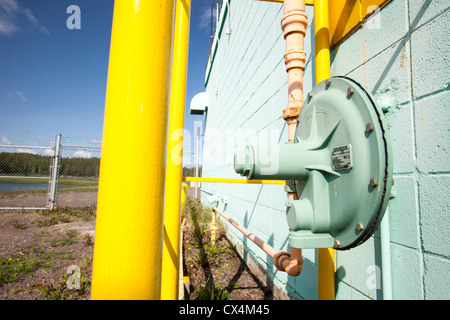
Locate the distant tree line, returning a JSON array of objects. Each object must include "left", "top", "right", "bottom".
[
  {"left": 0, "top": 152, "right": 52, "bottom": 176},
  {"left": 59, "top": 157, "right": 100, "bottom": 177},
  {"left": 0, "top": 152, "right": 100, "bottom": 177}
]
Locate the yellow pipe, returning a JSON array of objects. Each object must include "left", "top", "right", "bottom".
[
  {"left": 180, "top": 183, "right": 188, "bottom": 222},
  {"left": 178, "top": 183, "right": 188, "bottom": 299},
  {"left": 182, "top": 176, "right": 286, "bottom": 185},
  {"left": 161, "top": 0, "right": 191, "bottom": 301},
  {"left": 91, "top": 0, "right": 175, "bottom": 300},
  {"left": 314, "top": 0, "right": 331, "bottom": 83},
  {"left": 314, "top": 0, "right": 335, "bottom": 301}
]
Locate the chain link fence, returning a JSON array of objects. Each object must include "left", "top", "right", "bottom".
[
  {"left": 0, "top": 144, "right": 54, "bottom": 209},
  {"left": 1, "top": 134, "right": 203, "bottom": 210},
  {"left": 56, "top": 144, "right": 101, "bottom": 209},
  {"left": 0, "top": 135, "right": 101, "bottom": 210}
]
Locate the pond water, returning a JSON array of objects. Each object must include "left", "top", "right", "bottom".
[{"left": 0, "top": 180, "right": 70, "bottom": 191}]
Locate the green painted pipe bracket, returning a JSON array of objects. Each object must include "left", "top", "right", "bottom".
[{"left": 234, "top": 77, "right": 393, "bottom": 250}]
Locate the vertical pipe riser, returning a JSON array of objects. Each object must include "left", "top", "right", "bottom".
[
  {"left": 313, "top": 0, "right": 335, "bottom": 301},
  {"left": 91, "top": 0, "right": 175, "bottom": 300},
  {"left": 161, "top": 0, "right": 191, "bottom": 301}
]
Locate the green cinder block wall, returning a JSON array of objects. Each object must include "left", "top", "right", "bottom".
[{"left": 201, "top": 0, "right": 449, "bottom": 300}]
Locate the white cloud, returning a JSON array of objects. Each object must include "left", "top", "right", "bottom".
[
  {"left": 0, "top": 0, "right": 49, "bottom": 36},
  {"left": 20, "top": 126, "right": 30, "bottom": 134},
  {"left": 89, "top": 139, "right": 102, "bottom": 146},
  {"left": 16, "top": 148, "right": 36, "bottom": 154},
  {"left": 72, "top": 150, "right": 93, "bottom": 158},
  {"left": 7, "top": 90, "right": 28, "bottom": 102},
  {"left": 43, "top": 148, "right": 54, "bottom": 156},
  {"left": 1, "top": 136, "right": 12, "bottom": 145},
  {"left": 15, "top": 90, "right": 27, "bottom": 102}
]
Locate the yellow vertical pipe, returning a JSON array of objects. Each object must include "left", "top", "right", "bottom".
[
  {"left": 91, "top": 0, "right": 175, "bottom": 300},
  {"left": 178, "top": 183, "right": 188, "bottom": 299},
  {"left": 314, "top": 0, "right": 335, "bottom": 300},
  {"left": 180, "top": 183, "right": 188, "bottom": 220},
  {"left": 161, "top": 0, "right": 192, "bottom": 300}
]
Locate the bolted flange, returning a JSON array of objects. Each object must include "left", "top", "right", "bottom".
[{"left": 234, "top": 77, "right": 393, "bottom": 250}]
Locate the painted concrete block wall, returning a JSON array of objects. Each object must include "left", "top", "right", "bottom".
[
  {"left": 201, "top": 0, "right": 449, "bottom": 300},
  {"left": 331, "top": 0, "right": 449, "bottom": 299}
]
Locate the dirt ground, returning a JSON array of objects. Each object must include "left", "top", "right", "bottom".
[
  {"left": 0, "top": 207, "right": 96, "bottom": 300},
  {"left": 182, "top": 198, "right": 273, "bottom": 300},
  {"left": 0, "top": 191, "right": 98, "bottom": 209},
  {"left": 0, "top": 191, "right": 272, "bottom": 300}
]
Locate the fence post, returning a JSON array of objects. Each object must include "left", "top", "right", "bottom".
[{"left": 49, "top": 134, "right": 61, "bottom": 210}]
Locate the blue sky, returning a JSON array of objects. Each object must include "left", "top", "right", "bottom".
[{"left": 0, "top": 0, "right": 213, "bottom": 162}]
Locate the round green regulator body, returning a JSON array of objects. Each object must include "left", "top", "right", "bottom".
[{"left": 234, "top": 77, "right": 393, "bottom": 250}]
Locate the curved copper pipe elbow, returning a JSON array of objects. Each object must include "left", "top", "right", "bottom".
[{"left": 273, "top": 249, "right": 304, "bottom": 277}]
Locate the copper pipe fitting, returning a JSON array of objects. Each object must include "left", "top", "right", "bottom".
[
  {"left": 212, "top": 206, "right": 304, "bottom": 276},
  {"left": 273, "top": 248, "right": 304, "bottom": 277},
  {"left": 282, "top": 0, "right": 308, "bottom": 142}
]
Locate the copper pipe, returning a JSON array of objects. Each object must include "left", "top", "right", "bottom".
[
  {"left": 283, "top": 1, "right": 306, "bottom": 199},
  {"left": 281, "top": 0, "right": 308, "bottom": 143},
  {"left": 281, "top": 0, "right": 307, "bottom": 274},
  {"left": 212, "top": 206, "right": 304, "bottom": 276}
]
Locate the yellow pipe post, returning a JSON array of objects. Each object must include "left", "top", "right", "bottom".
[
  {"left": 314, "top": 0, "right": 335, "bottom": 300},
  {"left": 178, "top": 183, "right": 188, "bottom": 299},
  {"left": 91, "top": 0, "right": 175, "bottom": 300},
  {"left": 180, "top": 183, "right": 188, "bottom": 221},
  {"left": 182, "top": 176, "right": 286, "bottom": 185},
  {"left": 161, "top": 0, "right": 192, "bottom": 301}
]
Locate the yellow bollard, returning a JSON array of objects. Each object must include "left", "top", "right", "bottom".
[
  {"left": 161, "top": 0, "right": 192, "bottom": 300},
  {"left": 181, "top": 183, "right": 188, "bottom": 219},
  {"left": 314, "top": 0, "right": 335, "bottom": 301},
  {"left": 91, "top": 0, "right": 175, "bottom": 300},
  {"left": 210, "top": 209, "right": 218, "bottom": 246}
]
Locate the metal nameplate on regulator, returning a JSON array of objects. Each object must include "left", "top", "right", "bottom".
[{"left": 332, "top": 145, "right": 352, "bottom": 170}]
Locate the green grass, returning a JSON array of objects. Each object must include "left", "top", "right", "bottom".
[
  {"left": 184, "top": 198, "right": 234, "bottom": 300},
  {"left": 0, "top": 255, "right": 48, "bottom": 284},
  {"left": 0, "top": 176, "right": 98, "bottom": 186},
  {"left": 0, "top": 177, "right": 49, "bottom": 183}
]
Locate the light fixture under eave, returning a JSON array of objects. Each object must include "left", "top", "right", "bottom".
[{"left": 189, "top": 92, "right": 208, "bottom": 115}]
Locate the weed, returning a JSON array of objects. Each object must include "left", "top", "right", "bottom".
[
  {"left": 79, "top": 254, "right": 93, "bottom": 270},
  {"left": 38, "top": 215, "right": 71, "bottom": 227},
  {"left": 35, "top": 283, "right": 73, "bottom": 300},
  {"left": 195, "top": 284, "right": 230, "bottom": 300},
  {"left": 82, "top": 233, "right": 94, "bottom": 246},
  {"left": 53, "top": 206, "right": 96, "bottom": 222},
  {"left": 0, "top": 255, "right": 46, "bottom": 284},
  {"left": 35, "top": 270, "right": 90, "bottom": 300},
  {"left": 60, "top": 230, "right": 78, "bottom": 246},
  {"left": 62, "top": 252, "right": 76, "bottom": 260},
  {"left": 12, "top": 219, "right": 27, "bottom": 229}
]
